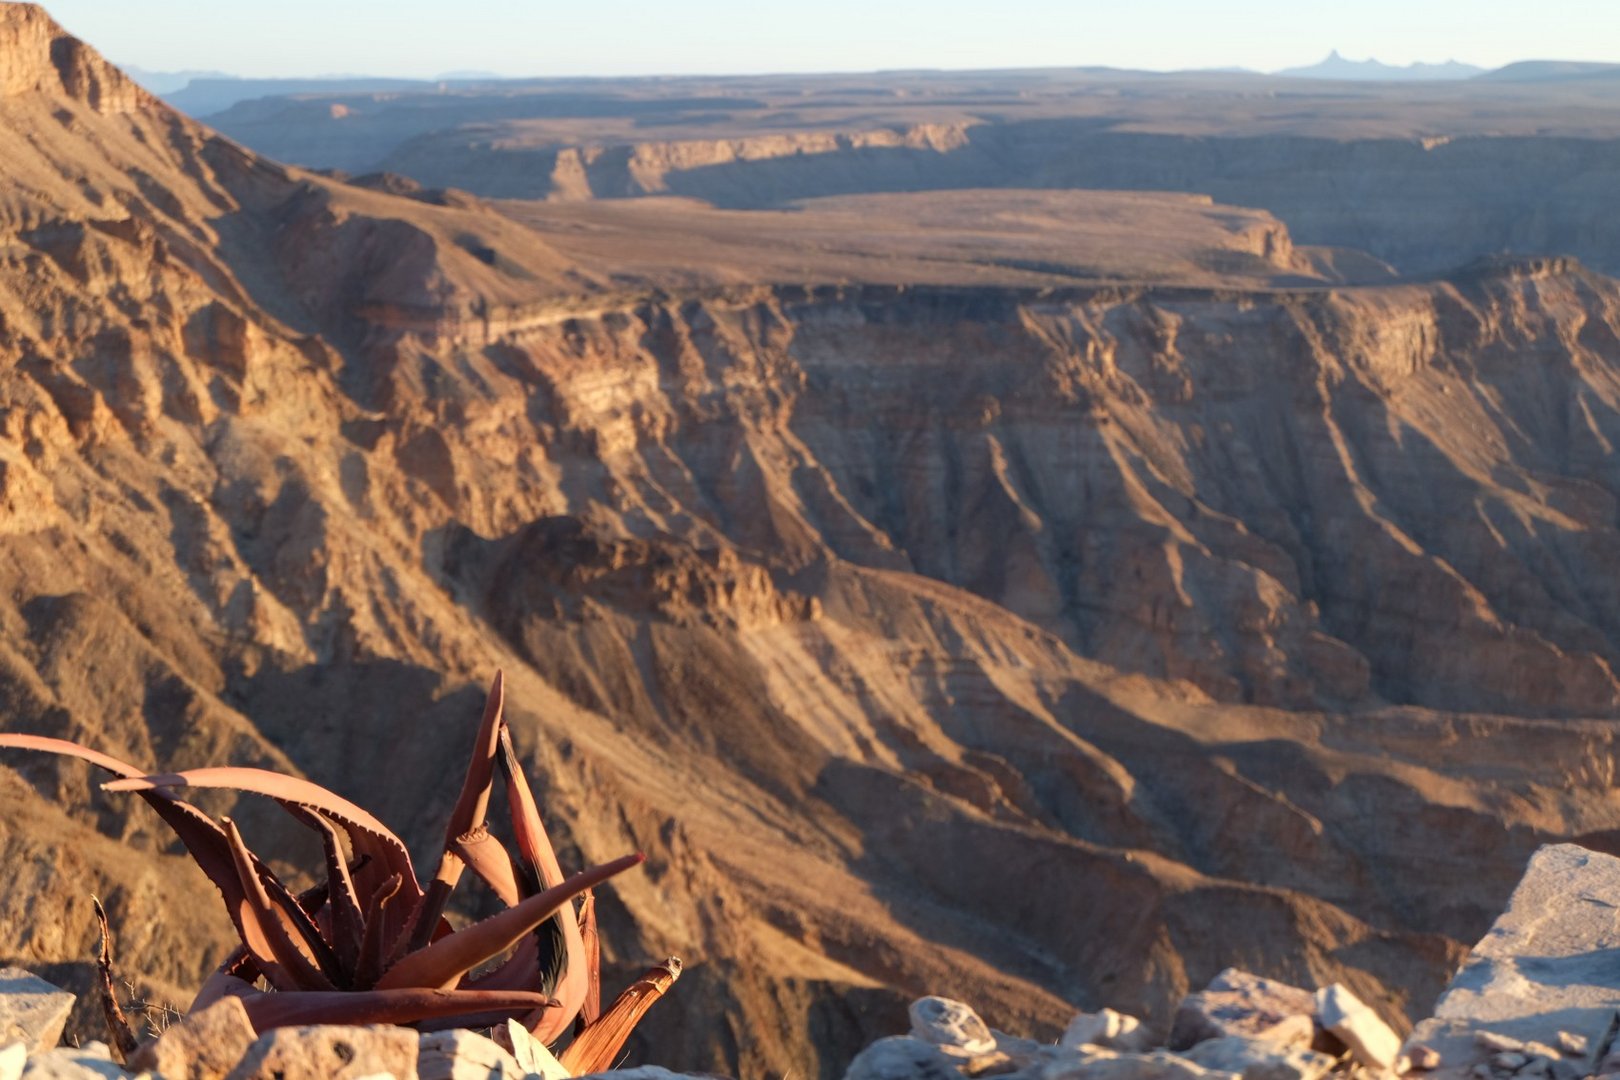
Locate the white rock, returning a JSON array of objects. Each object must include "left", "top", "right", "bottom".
[
  {"left": 1064, "top": 1010, "right": 1152, "bottom": 1053},
  {"left": 130, "top": 995, "right": 258, "bottom": 1080},
  {"left": 1181, "top": 1036, "right": 1337, "bottom": 1080},
  {"left": 1409, "top": 847, "right": 1620, "bottom": 1080},
  {"left": 1404, "top": 1045, "right": 1442, "bottom": 1071},
  {"left": 419, "top": 1029, "right": 524, "bottom": 1080},
  {"left": 495, "top": 1020, "right": 570, "bottom": 1080},
  {"left": 1475, "top": 1035, "right": 1524, "bottom": 1054},
  {"left": 0, "top": 1043, "right": 24, "bottom": 1080},
  {"left": 843, "top": 1036, "right": 965, "bottom": 1080},
  {"left": 1314, "top": 985, "right": 1401, "bottom": 1070},
  {"left": 1170, "top": 970, "right": 1316, "bottom": 1051},
  {"left": 908, "top": 997, "right": 997, "bottom": 1056},
  {"left": 1041, "top": 1049, "right": 1242, "bottom": 1080},
  {"left": 18, "top": 1047, "right": 127, "bottom": 1079},
  {"left": 0, "top": 969, "right": 76, "bottom": 1058},
  {"left": 1554, "top": 1032, "right": 1587, "bottom": 1058},
  {"left": 226, "top": 1024, "right": 418, "bottom": 1080}
]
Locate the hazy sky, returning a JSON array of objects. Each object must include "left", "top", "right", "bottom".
[{"left": 37, "top": 0, "right": 1620, "bottom": 79}]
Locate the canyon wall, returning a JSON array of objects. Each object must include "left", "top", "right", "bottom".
[
  {"left": 366, "top": 124, "right": 1620, "bottom": 275},
  {"left": 6, "top": 9, "right": 1620, "bottom": 1077}
]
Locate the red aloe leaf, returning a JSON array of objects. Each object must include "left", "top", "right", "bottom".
[
  {"left": 451, "top": 826, "right": 522, "bottom": 906},
  {"left": 354, "top": 873, "right": 404, "bottom": 991},
  {"left": 496, "top": 727, "right": 592, "bottom": 1041},
  {"left": 407, "top": 672, "right": 508, "bottom": 953},
  {"left": 287, "top": 806, "right": 364, "bottom": 979},
  {"left": 215, "top": 818, "right": 307, "bottom": 992},
  {"left": 221, "top": 818, "right": 336, "bottom": 991},
  {"left": 188, "top": 966, "right": 257, "bottom": 1014},
  {"left": 375, "top": 853, "right": 644, "bottom": 993},
  {"left": 0, "top": 736, "right": 271, "bottom": 958},
  {"left": 102, "top": 766, "right": 421, "bottom": 911},
  {"left": 495, "top": 727, "right": 564, "bottom": 889},
  {"left": 239, "top": 987, "right": 558, "bottom": 1033},
  {"left": 558, "top": 957, "right": 683, "bottom": 1076},
  {"left": 461, "top": 934, "right": 538, "bottom": 992},
  {"left": 578, "top": 889, "right": 602, "bottom": 1028},
  {"left": 415, "top": 1007, "right": 561, "bottom": 1033}
]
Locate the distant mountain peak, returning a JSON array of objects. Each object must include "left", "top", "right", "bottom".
[
  {"left": 0, "top": 2, "right": 150, "bottom": 113},
  {"left": 1275, "top": 51, "right": 1484, "bottom": 81}
]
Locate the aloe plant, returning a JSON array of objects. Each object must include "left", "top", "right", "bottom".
[{"left": 0, "top": 671, "right": 680, "bottom": 1067}]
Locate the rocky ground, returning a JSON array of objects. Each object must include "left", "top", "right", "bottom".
[
  {"left": 8, "top": 5, "right": 1620, "bottom": 1078},
  {"left": 5, "top": 843, "right": 1618, "bottom": 1080}
]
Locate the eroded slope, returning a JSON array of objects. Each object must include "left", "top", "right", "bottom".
[{"left": 3, "top": 7, "right": 1620, "bottom": 1078}]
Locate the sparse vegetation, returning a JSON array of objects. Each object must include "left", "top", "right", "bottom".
[{"left": 0, "top": 672, "right": 676, "bottom": 1071}]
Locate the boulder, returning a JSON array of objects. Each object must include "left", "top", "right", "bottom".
[
  {"left": 1404, "top": 845, "right": 1620, "bottom": 1080},
  {"left": 1, "top": 1043, "right": 23, "bottom": 1080},
  {"left": 1181, "top": 1036, "right": 1336, "bottom": 1080},
  {"left": 226, "top": 1024, "right": 417, "bottom": 1080},
  {"left": 1314, "top": 985, "right": 1400, "bottom": 1069},
  {"left": 1042, "top": 1049, "right": 1241, "bottom": 1080},
  {"left": 418, "top": 1029, "right": 524, "bottom": 1080},
  {"left": 844, "top": 1036, "right": 966, "bottom": 1080},
  {"left": 0, "top": 969, "right": 75, "bottom": 1057},
  {"left": 19, "top": 1043, "right": 125, "bottom": 1079},
  {"left": 128, "top": 996, "right": 258, "bottom": 1079},
  {"left": 1555, "top": 1033, "right": 1587, "bottom": 1057},
  {"left": 910, "top": 996, "right": 998, "bottom": 1057},
  {"left": 492, "top": 1020, "right": 569, "bottom": 1080},
  {"left": 1169, "top": 970, "right": 1316, "bottom": 1051},
  {"left": 1063, "top": 1010, "right": 1152, "bottom": 1053},
  {"left": 1405, "top": 1045, "right": 1442, "bottom": 1071}
]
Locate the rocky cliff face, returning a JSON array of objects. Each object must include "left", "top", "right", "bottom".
[
  {"left": 374, "top": 126, "right": 1620, "bottom": 276},
  {"left": 5, "top": 9, "right": 1620, "bottom": 1079},
  {"left": 0, "top": 3, "right": 145, "bottom": 112},
  {"left": 432, "top": 269, "right": 1620, "bottom": 720}
]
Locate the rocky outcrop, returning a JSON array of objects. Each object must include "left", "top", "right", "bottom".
[
  {"left": 0, "top": 4, "right": 147, "bottom": 113},
  {"left": 8, "top": 10, "right": 1620, "bottom": 1080},
  {"left": 0, "top": 969, "right": 72, "bottom": 1057},
  {"left": 1405, "top": 845, "right": 1620, "bottom": 1080}
]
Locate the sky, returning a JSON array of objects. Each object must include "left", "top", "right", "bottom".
[{"left": 35, "top": 0, "right": 1620, "bottom": 80}]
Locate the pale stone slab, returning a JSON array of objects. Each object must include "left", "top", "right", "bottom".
[
  {"left": 492, "top": 1021, "right": 570, "bottom": 1080},
  {"left": 1, "top": 1042, "right": 24, "bottom": 1080},
  {"left": 909, "top": 996, "right": 997, "bottom": 1056},
  {"left": 1063, "top": 1010, "right": 1152, "bottom": 1053},
  {"left": 226, "top": 1024, "right": 418, "bottom": 1080},
  {"left": 1181, "top": 1036, "right": 1336, "bottom": 1080},
  {"left": 129, "top": 995, "right": 258, "bottom": 1080},
  {"left": 843, "top": 1035, "right": 965, "bottom": 1080},
  {"left": 18, "top": 1045, "right": 126, "bottom": 1079},
  {"left": 0, "top": 969, "right": 75, "bottom": 1057},
  {"left": 1315, "top": 985, "right": 1400, "bottom": 1069},
  {"left": 1170, "top": 970, "right": 1316, "bottom": 1050},
  {"left": 1041, "top": 1049, "right": 1242, "bottom": 1080},
  {"left": 1406, "top": 844, "right": 1620, "bottom": 1080},
  {"left": 418, "top": 1029, "right": 523, "bottom": 1080}
]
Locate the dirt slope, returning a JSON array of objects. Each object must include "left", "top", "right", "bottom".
[{"left": 4, "top": 7, "right": 1620, "bottom": 1078}]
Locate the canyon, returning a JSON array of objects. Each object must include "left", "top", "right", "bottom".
[
  {"left": 191, "top": 64, "right": 1620, "bottom": 276},
  {"left": 3, "top": 6, "right": 1620, "bottom": 1079}
]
